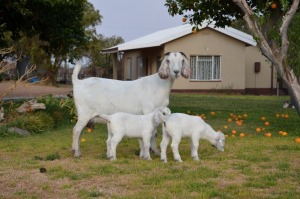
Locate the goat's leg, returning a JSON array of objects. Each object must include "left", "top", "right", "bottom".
[
  {"left": 171, "top": 137, "right": 183, "bottom": 162},
  {"left": 109, "top": 135, "right": 122, "bottom": 160},
  {"left": 106, "top": 132, "right": 113, "bottom": 159},
  {"left": 143, "top": 136, "right": 152, "bottom": 161},
  {"left": 138, "top": 139, "right": 145, "bottom": 159},
  {"left": 189, "top": 138, "right": 200, "bottom": 161},
  {"left": 72, "top": 117, "right": 90, "bottom": 157},
  {"left": 160, "top": 131, "right": 170, "bottom": 163},
  {"left": 150, "top": 129, "right": 160, "bottom": 155}
]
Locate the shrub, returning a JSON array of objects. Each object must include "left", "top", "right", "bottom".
[{"left": 16, "top": 112, "right": 54, "bottom": 134}]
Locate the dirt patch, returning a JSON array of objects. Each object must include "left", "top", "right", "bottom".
[{"left": 0, "top": 80, "right": 72, "bottom": 99}]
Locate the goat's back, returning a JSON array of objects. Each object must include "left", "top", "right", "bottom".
[
  {"left": 107, "top": 112, "right": 155, "bottom": 137},
  {"left": 164, "top": 113, "right": 205, "bottom": 137},
  {"left": 72, "top": 74, "right": 172, "bottom": 116}
]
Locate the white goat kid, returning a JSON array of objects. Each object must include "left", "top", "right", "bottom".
[
  {"left": 160, "top": 113, "right": 225, "bottom": 162},
  {"left": 72, "top": 52, "right": 190, "bottom": 157},
  {"left": 100, "top": 107, "right": 171, "bottom": 160}
]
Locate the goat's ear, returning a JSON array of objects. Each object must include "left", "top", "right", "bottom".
[
  {"left": 181, "top": 54, "right": 190, "bottom": 79},
  {"left": 153, "top": 112, "right": 162, "bottom": 126},
  {"left": 158, "top": 54, "right": 170, "bottom": 79}
]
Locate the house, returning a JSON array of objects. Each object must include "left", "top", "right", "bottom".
[{"left": 102, "top": 23, "right": 279, "bottom": 95}]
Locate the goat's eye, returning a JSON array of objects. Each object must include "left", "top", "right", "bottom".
[
  {"left": 166, "top": 59, "right": 170, "bottom": 63},
  {"left": 182, "top": 60, "right": 184, "bottom": 64},
  {"left": 163, "top": 112, "right": 166, "bottom": 115}
]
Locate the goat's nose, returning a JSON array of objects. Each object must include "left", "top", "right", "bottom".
[{"left": 174, "top": 70, "right": 179, "bottom": 75}]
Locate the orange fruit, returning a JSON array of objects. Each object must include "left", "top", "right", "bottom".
[
  {"left": 243, "top": 114, "right": 248, "bottom": 118},
  {"left": 228, "top": 118, "right": 232, "bottom": 122},
  {"left": 87, "top": 128, "right": 92, "bottom": 133},
  {"left": 281, "top": 132, "right": 288, "bottom": 136},
  {"left": 224, "top": 125, "right": 228, "bottom": 129},
  {"left": 256, "top": 127, "right": 261, "bottom": 133},
  {"left": 275, "top": 113, "right": 280, "bottom": 118},
  {"left": 229, "top": 113, "right": 234, "bottom": 117},
  {"left": 295, "top": 138, "right": 300, "bottom": 143},
  {"left": 210, "top": 111, "right": 215, "bottom": 116},
  {"left": 81, "top": 138, "right": 86, "bottom": 142},
  {"left": 182, "top": 17, "right": 187, "bottom": 22},
  {"left": 284, "top": 114, "right": 289, "bottom": 119},
  {"left": 271, "top": 2, "right": 277, "bottom": 9},
  {"left": 278, "top": 130, "right": 284, "bottom": 135},
  {"left": 264, "top": 121, "right": 270, "bottom": 126},
  {"left": 231, "top": 130, "right": 237, "bottom": 135},
  {"left": 265, "top": 132, "right": 272, "bottom": 137},
  {"left": 239, "top": 133, "right": 245, "bottom": 138},
  {"left": 261, "top": 117, "right": 266, "bottom": 121}
]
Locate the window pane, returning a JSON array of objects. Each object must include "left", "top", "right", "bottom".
[
  {"left": 213, "top": 56, "right": 220, "bottom": 79},
  {"left": 190, "top": 56, "right": 197, "bottom": 80},
  {"left": 198, "top": 56, "right": 212, "bottom": 80}
]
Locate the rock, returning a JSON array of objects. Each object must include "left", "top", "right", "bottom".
[{"left": 8, "top": 127, "right": 30, "bottom": 136}]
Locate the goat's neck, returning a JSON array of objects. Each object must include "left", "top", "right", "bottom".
[{"left": 202, "top": 127, "right": 218, "bottom": 143}]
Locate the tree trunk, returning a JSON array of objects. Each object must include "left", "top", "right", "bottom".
[{"left": 282, "top": 70, "right": 300, "bottom": 116}]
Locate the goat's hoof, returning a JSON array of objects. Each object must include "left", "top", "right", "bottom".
[
  {"left": 72, "top": 150, "right": 81, "bottom": 158},
  {"left": 161, "top": 159, "right": 167, "bottom": 163},
  {"left": 192, "top": 157, "right": 200, "bottom": 161},
  {"left": 175, "top": 159, "right": 183, "bottom": 163}
]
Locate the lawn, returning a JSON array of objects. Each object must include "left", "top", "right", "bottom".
[{"left": 0, "top": 93, "right": 299, "bottom": 198}]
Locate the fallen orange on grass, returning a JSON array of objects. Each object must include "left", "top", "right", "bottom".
[
  {"left": 281, "top": 132, "right": 288, "bottom": 136},
  {"left": 261, "top": 117, "right": 266, "bottom": 121},
  {"left": 210, "top": 111, "right": 215, "bottom": 116},
  {"left": 264, "top": 121, "right": 270, "bottom": 126},
  {"left": 87, "top": 128, "right": 92, "bottom": 133},
  {"left": 265, "top": 132, "right": 272, "bottom": 137},
  {"left": 295, "top": 138, "right": 300, "bottom": 143},
  {"left": 239, "top": 133, "right": 245, "bottom": 138},
  {"left": 231, "top": 129, "right": 237, "bottom": 135},
  {"left": 284, "top": 114, "right": 289, "bottom": 119},
  {"left": 81, "top": 138, "right": 86, "bottom": 142},
  {"left": 256, "top": 127, "right": 262, "bottom": 133},
  {"left": 228, "top": 118, "right": 232, "bottom": 122},
  {"left": 275, "top": 113, "right": 280, "bottom": 118}
]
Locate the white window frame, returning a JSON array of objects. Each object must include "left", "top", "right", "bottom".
[{"left": 190, "top": 55, "right": 221, "bottom": 81}]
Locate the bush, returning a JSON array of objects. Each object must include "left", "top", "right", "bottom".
[{"left": 16, "top": 112, "right": 54, "bottom": 134}]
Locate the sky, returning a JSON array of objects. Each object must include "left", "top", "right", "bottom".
[{"left": 88, "top": 0, "right": 185, "bottom": 42}]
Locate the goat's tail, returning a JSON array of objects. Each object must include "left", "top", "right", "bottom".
[
  {"left": 72, "top": 62, "right": 82, "bottom": 84},
  {"left": 99, "top": 114, "right": 111, "bottom": 123}
]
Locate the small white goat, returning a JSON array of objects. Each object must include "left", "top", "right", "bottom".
[
  {"left": 100, "top": 107, "right": 171, "bottom": 160},
  {"left": 160, "top": 113, "right": 225, "bottom": 162},
  {"left": 72, "top": 52, "right": 190, "bottom": 157}
]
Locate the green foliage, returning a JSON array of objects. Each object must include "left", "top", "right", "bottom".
[{"left": 16, "top": 112, "right": 54, "bottom": 134}]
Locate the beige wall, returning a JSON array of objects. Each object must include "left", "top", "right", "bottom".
[
  {"left": 245, "top": 46, "right": 276, "bottom": 89},
  {"left": 114, "top": 27, "right": 274, "bottom": 93},
  {"left": 166, "top": 28, "right": 246, "bottom": 90}
]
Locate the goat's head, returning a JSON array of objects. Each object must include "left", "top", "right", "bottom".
[
  {"left": 158, "top": 52, "right": 190, "bottom": 79},
  {"left": 153, "top": 107, "right": 171, "bottom": 126},
  {"left": 213, "top": 132, "right": 225, "bottom": 152}
]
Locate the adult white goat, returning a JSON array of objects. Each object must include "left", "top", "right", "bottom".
[
  {"left": 100, "top": 107, "right": 171, "bottom": 160},
  {"left": 160, "top": 113, "right": 225, "bottom": 162},
  {"left": 72, "top": 52, "right": 190, "bottom": 157}
]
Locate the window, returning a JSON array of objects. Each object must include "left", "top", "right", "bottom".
[
  {"left": 127, "top": 57, "right": 133, "bottom": 80},
  {"left": 137, "top": 56, "right": 149, "bottom": 78},
  {"left": 190, "top": 56, "right": 221, "bottom": 81}
]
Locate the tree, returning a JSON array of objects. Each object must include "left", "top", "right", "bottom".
[
  {"left": 1, "top": 0, "right": 87, "bottom": 84},
  {"left": 165, "top": 0, "right": 300, "bottom": 116}
]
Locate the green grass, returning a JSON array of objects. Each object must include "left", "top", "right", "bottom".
[{"left": 0, "top": 93, "right": 299, "bottom": 198}]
